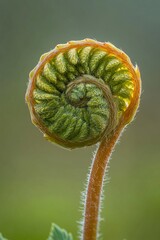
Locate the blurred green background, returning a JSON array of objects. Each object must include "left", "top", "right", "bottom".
[{"left": 0, "top": 0, "right": 160, "bottom": 239}]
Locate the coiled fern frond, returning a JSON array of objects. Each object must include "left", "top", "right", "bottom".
[{"left": 26, "top": 39, "right": 140, "bottom": 150}]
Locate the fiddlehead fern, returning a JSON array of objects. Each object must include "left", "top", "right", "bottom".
[{"left": 25, "top": 39, "right": 141, "bottom": 240}]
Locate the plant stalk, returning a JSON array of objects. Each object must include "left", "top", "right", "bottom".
[{"left": 82, "top": 124, "right": 123, "bottom": 240}]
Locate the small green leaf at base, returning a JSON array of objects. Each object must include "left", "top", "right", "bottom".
[
  {"left": 0, "top": 234, "right": 7, "bottom": 240},
  {"left": 48, "top": 224, "right": 73, "bottom": 240}
]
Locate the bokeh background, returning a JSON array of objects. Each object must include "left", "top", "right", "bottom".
[{"left": 0, "top": 0, "right": 160, "bottom": 240}]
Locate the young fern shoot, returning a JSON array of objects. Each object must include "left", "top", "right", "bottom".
[
  {"left": 25, "top": 39, "right": 141, "bottom": 240},
  {"left": 24, "top": 39, "right": 141, "bottom": 240}
]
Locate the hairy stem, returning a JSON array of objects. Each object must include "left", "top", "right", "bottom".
[{"left": 82, "top": 124, "right": 124, "bottom": 240}]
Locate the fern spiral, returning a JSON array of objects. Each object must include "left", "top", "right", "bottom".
[
  {"left": 25, "top": 39, "right": 141, "bottom": 240},
  {"left": 26, "top": 39, "right": 140, "bottom": 149}
]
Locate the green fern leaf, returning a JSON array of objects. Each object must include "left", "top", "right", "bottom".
[
  {"left": 48, "top": 224, "right": 73, "bottom": 240},
  {"left": 0, "top": 234, "right": 7, "bottom": 240}
]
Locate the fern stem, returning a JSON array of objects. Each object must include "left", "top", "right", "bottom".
[{"left": 82, "top": 124, "right": 123, "bottom": 240}]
